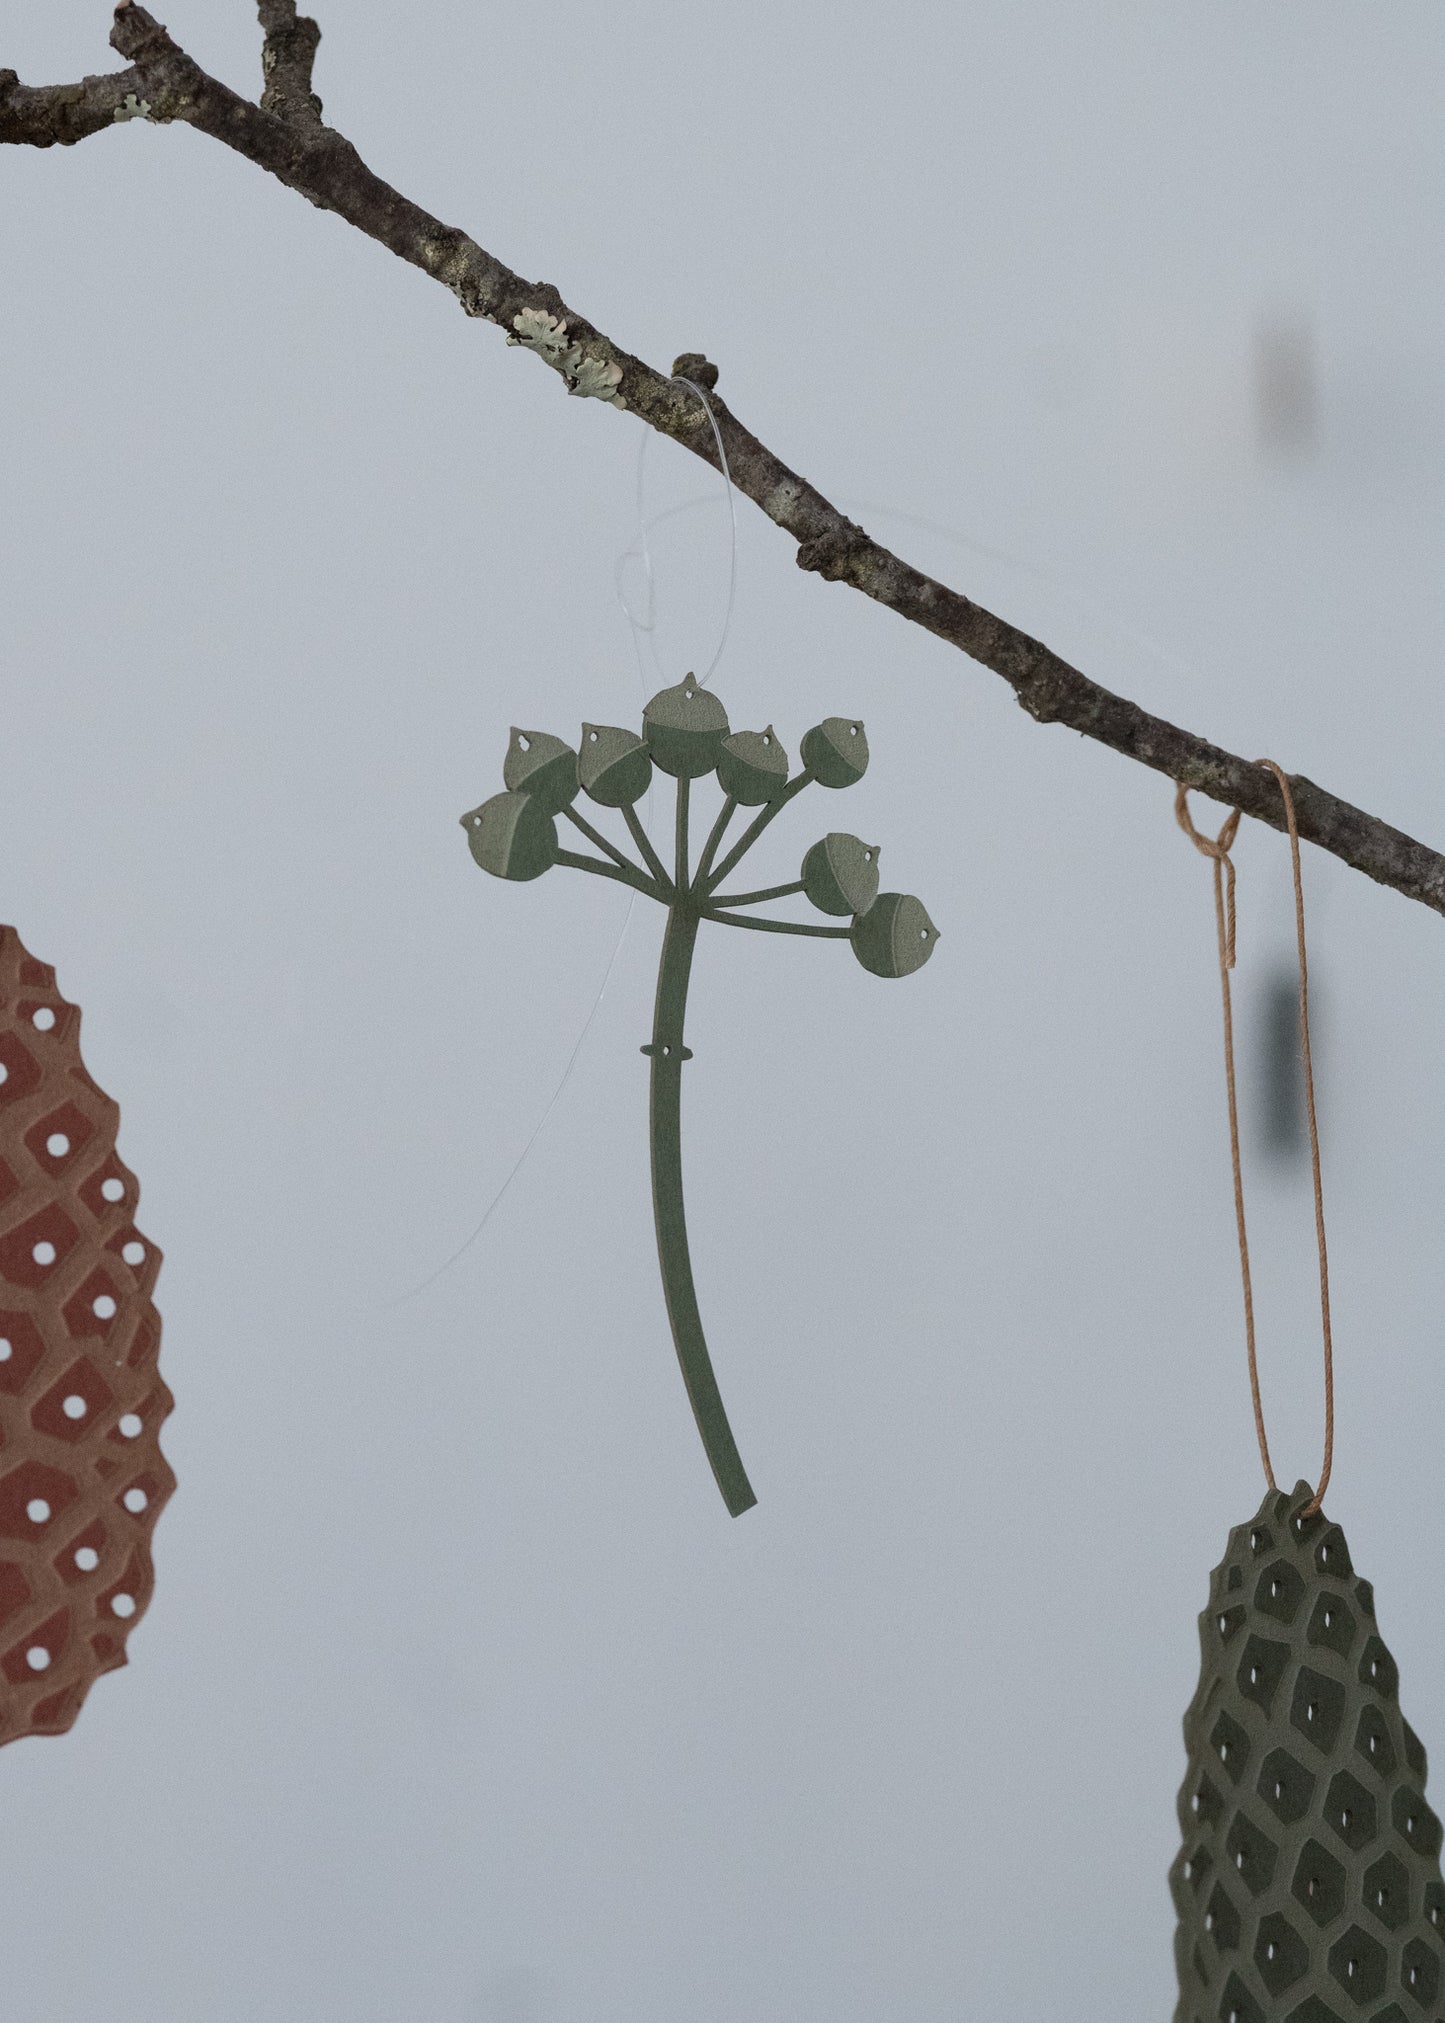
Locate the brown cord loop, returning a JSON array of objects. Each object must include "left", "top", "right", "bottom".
[{"left": 1175, "top": 764, "right": 1334, "bottom": 1518}]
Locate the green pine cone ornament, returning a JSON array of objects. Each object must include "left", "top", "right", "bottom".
[
  {"left": 578, "top": 724, "right": 652, "bottom": 808},
  {"left": 802, "top": 833, "right": 881, "bottom": 917},
  {"left": 716, "top": 727, "right": 789, "bottom": 806},
  {"left": 460, "top": 792, "right": 558, "bottom": 881},
  {"left": 503, "top": 729, "right": 579, "bottom": 814},
  {"left": 642, "top": 674, "right": 730, "bottom": 778},
  {"left": 800, "top": 716, "right": 869, "bottom": 788},
  {"left": 850, "top": 892, "right": 939, "bottom": 977},
  {"left": 1171, "top": 1481, "right": 1445, "bottom": 2023}
]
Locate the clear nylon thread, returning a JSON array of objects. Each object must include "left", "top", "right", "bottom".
[{"left": 394, "top": 378, "right": 737, "bottom": 1304}]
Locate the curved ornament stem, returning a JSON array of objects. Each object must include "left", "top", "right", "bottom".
[
  {"left": 623, "top": 804, "right": 674, "bottom": 896},
  {"left": 693, "top": 794, "right": 738, "bottom": 890},
  {"left": 704, "top": 772, "right": 812, "bottom": 895},
  {"left": 702, "top": 909, "right": 849, "bottom": 938},
  {"left": 645, "top": 902, "right": 757, "bottom": 1516},
  {"left": 562, "top": 804, "right": 641, "bottom": 874},
  {"left": 554, "top": 847, "right": 662, "bottom": 900},
  {"left": 707, "top": 878, "right": 807, "bottom": 907}
]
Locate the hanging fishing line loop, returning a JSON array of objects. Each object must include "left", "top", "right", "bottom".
[
  {"left": 614, "top": 373, "right": 738, "bottom": 690},
  {"left": 394, "top": 379, "right": 741, "bottom": 1308},
  {"left": 1175, "top": 765, "right": 1334, "bottom": 1517}
]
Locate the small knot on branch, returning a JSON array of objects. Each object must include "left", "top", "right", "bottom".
[
  {"left": 258, "top": 2, "right": 323, "bottom": 124},
  {"left": 110, "top": 5, "right": 173, "bottom": 66},
  {"left": 795, "top": 519, "right": 870, "bottom": 582},
  {"left": 671, "top": 353, "right": 718, "bottom": 390},
  {"left": 1014, "top": 669, "right": 1071, "bottom": 724}
]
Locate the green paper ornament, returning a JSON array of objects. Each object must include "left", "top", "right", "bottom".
[
  {"left": 502, "top": 727, "right": 579, "bottom": 814},
  {"left": 850, "top": 891, "right": 939, "bottom": 977},
  {"left": 579, "top": 723, "right": 652, "bottom": 807},
  {"left": 716, "top": 726, "right": 789, "bottom": 805},
  {"left": 800, "top": 715, "right": 869, "bottom": 788},
  {"left": 462, "top": 678, "right": 937, "bottom": 1514},
  {"left": 1171, "top": 1481, "right": 1445, "bottom": 2023},
  {"left": 641, "top": 673, "right": 730, "bottom": 778},
  {"left": 802, "top": 832, "right": 881, "bottom": 918},
  {"left": 460, "top": 791, "right": 558, "bottom": 881}
]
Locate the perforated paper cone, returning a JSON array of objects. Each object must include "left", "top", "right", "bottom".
[
  {"left": 0, "top": 927, "right": 172, "bottom": 1744},
  {"left": 1172, "top": 1482, "right": 1445, "bottom": 2021}
]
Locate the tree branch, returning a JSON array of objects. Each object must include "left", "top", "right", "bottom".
[
  {"left": 257, "top": 1, "right": 322, "bottom": 128},
  {"left": 0, "top": 62, "right": 149, "bottom": 145},
  {"left": 4, "top": 5, "right": 1444, "bottom": 916}
]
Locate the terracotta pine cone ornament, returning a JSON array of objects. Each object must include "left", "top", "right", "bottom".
[{"left": 0, "top": 927, "right": 172, "bottom": 1744}]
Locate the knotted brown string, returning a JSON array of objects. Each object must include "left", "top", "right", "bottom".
[{"left": 1175, "top": 763, "right": 1334, "bottom": 1518}]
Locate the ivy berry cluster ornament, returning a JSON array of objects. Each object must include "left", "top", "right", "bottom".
[{"left": 462, "top": 673, "right": 939, "bottom": 1515}]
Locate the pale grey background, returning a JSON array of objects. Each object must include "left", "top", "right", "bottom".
[{"left": 3, "top": 4, "right": 1445, "bottom": 2018}]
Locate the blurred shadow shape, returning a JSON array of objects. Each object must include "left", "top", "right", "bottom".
[
  {"left": 1257, "top": 964, "right": 1309, "bottom": 1161},
  {"left": 1254, "top": 313, "right": 1318, "bottom": 464},
  {"left": 475, "top": 1966, "right": 546, "bottom": 2020}
]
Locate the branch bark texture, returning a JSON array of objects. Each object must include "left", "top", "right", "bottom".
[{"left": 3, "top": 4, "right": 1443, "bottom": 916}]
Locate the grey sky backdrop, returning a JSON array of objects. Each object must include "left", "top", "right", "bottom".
[{"left": 4, "top": 4, "right": 1445, "bottom": 2018}]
